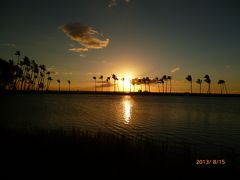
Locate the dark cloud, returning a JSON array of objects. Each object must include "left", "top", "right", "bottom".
[{"left": 60, "top": 23, "right": 109, "bottom": 52}]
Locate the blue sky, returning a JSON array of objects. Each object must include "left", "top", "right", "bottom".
[{"left": 1, "top": 0, "right": 240, "bottom": 92}]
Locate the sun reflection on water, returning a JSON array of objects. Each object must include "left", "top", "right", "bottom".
[{"left": 122, "top": 96, "right": 132, "bottom": 124}]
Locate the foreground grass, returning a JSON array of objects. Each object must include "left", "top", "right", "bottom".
[{"left": 0, "top": 128, "right": 239, "bottom": 178}]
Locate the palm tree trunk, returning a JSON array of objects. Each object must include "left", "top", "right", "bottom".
[
  {"left": 101, "top": 80, "right": 103, "bottom": 92},
  {"left": 94, "top": 80, "right": 96, "bottom": 92},
  {"left": 190, "top": 82, "right": 192, "bottom": 94},
  {"left": 170, "top": 80, "right": 172, "bottom": 93},
  {"left": 165, "top": 82, "right": 167, "bottom": 93},
  {"left": 224, "top": 83, "right": 228, "bottom": 94}
]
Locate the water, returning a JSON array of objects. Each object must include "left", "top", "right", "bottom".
[{"left": 1, "top": 94, "right": 240, "bottom": 156}]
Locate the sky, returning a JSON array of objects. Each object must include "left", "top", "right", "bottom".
[{"left": 1, "top": 0, "right": 240, "bottom": 93}]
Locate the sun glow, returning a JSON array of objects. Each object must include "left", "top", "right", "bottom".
[{"left": 119, "top": 73, "right": 133, "bottom": 92}]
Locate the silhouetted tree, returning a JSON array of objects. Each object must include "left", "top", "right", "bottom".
[
  {"left": 46, "top": 77, "right": 53, "bottom": 91},
  {"left": 99, "top": 75, "right": 103, "bottom": 92},
  {"left": 204, "top": 75, "right": 211, "bottom": 94},
  {"left": 106, "top": 77, "right": 110, "bottom": 91},
  {"left": 186, "top": 75, "right": 192, "bottom": 94},
  {"left": 159, "top": 78, "right": 164, "bottom": 93},
  {"left": 121, "top": 77, "right": 125, "bottom": 92},
  {"left": 15, "top": 51, "right": 20, "bottom": 65},
  {"left": 218, "top": 80, "right": 227, "bottom": 94},
  {"left": 67, "top": 80, "right": 71, "bottom": 92},
  {"left": 196, "top": 79, "right": 202, "bottom": 94},
  {"left": 155, "top": 77, "right": 160, "bottom": 93},
  {"left": 162, "top": 75, "right": 168, "bottom": 93},
  {"left": 93, "top": 76, "right": 96, "bottom": 92},
  {"left": 112, "top": 74, "right": 117, "bottom": 92},
  {"left": 57, "top": 79, "right": 61, "bottom": 92},
  {"left": 168, "top": 76, "right": 172, "bottom": 93}
]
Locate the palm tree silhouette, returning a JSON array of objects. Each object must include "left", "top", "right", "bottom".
[
  {"left": 159, "top": 78, "right": 164, "bottom": 93},
  {"left": 57, "top": 79, "right": 61, "bottom": 92},
  {"left": 167, "top": 76, "right": 172, "bottom": 93},
  {"left": 67, "top": 80, "right": 71, "bottom": 92},
  {"left": 196, "top": 79, "right": 202, "bottom": 94},
  {"left": 218, "top": 80, "right": 227, "bottom": 94},
  {"left": 93, "top": 76, "right": 96, "bottom": 92},
  {"left": 186, "top": 75, "right": 192, "bottom": 94},
  {"left": 121, "top": 77, "right": 125, "bottom": 92},
  {"left": 204, "top": 75, "right": 211, "bottom": 94},
  {"left": 15, "top": 51, "right": 20, "bottom": 65},
  {"left": 112, "top": 74, "right": 117, "bottom": 92},
  {"left": 155, "top": 77, "right": 160, "bottom": 93},
  {"left": 99, "top": 75, "right": 103, "bottom": 92},
  {"left": 106, "top": 77, "right": 110, "bottom": 91},
  {"left": 146, "top": 77, "right": 151, "bottom": 92},
  {"left": 162, "top": 75, "right": 168, "bottom": 93},
  {"left": 46, "top": 77, "right": 52, "bottom": 91}
]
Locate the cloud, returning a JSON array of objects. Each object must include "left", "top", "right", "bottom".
[
  {"left": 1, "top": 43, "right": 16, "bottom": 47},
  {"left": 101, "top": 60, "right": 112, "bottom": 65},
  {"left": 108, "top": 0, "right": 131, "bottom": 7},
  {"left": 62, "top": 72, "right": 73, "bottom": 75},
  {"left": 69, "top": 47, "right": 88, "bottom": 52},
  {"left": 171, "top": 67, "right": 180, "bottom": 73},
  {"left": 60, "top": 23, "right": 109, "bottom": 53},
  {"left": 47, "top": 67, "right": 59, "bottom": 75},
  {"left": 225, "top": 65, "right": 231, "bottom": 69}
]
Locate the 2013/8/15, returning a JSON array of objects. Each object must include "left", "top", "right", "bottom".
[{"left": 196, "top": 159, "right": 226, "bottom": 165}]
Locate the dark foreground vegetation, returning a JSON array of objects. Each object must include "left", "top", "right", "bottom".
[{"left": 0, "top": 128, "right": 239, "bottom": 178}]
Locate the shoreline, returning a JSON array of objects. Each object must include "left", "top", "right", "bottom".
[{"left": 1, "top": 90, "right": 240, "bottom": 97}]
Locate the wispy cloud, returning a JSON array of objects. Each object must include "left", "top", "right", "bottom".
[
  {"left": 69, "top": 47, "right": 88, "bottom": 52},
  {"left": 62, "top": 72, "right": 73, "bottom": 75},
  {"left": 171, "top": 67, "right": 180, "bottom": 73},
  {"left": 108, "top": 0, "right": 131, "bottom": 7},
  {"left": 60, "top": 23, "right": 109, "bottom": 53},
  {"left": 101, "top": 60, "right": 113, "bottom": 65},
  {"left": 47, "top": 66, "right": 59, "bottom": 75},
  {"left": 1, "top": 43, "right": 16, "bottom": 47}
]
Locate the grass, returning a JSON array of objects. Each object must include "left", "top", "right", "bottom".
[{"left": 0, "top": 128, "right": 239, "bottom": 178}]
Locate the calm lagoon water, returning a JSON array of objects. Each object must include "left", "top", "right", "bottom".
[{"left": 1, "top": 94, "right": 240, "bottom": 155}]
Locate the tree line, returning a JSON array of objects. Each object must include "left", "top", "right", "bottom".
[
  {"left": 0, "top": 51, "right": 71, "bottom": 92},
  {"left": 92, "top": 74, "right": 228, "bottom": 94}
]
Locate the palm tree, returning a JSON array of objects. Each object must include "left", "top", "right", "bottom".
[
  {"left": 146, "top": 77, "right": 151, "bottom": 92},
  {"left": 130, "top": 79, "right": 135, "bottom": 92},
  {"left": 155, "top": 77, "right": 160, "bottom": 93},
  {"left": 204, "top": 75, "right": 211, "bottom": 94},
  {"left": 196, "top": 79, "right": 202, "bottom": 94},
  {"left": 121, "top": 77, "right": 125, "bottom": 92},
  {"left": 15, "top": 51, "right": 20, "bottom": 65},
  {"left": 112, "top": 74, "right": 117, "bottom": 92},
  {"left": 218, "top": 80, "right": 227, "bottom": 94},
  {"left": 46, "top": 77, "right": 52, "bottom": 91},
  {"left": 186, "top": 75, "right": 192, "bottom": 93},
  {"left": 106, "top": 77, "right": 111, "bottom": 91},
  {"left": 99, "top": 75, "right": 103, "bottom": 92},
  {"left": 159, "top": 78, "right": 164, "bottom": 93},
  {"left": 162, "top": 75, "right": 168, "bottom": 93},
  {"left": 167, "top": 76, "right": 172, "bottom": 93},
  {"left": 93, "top": 76, "right": 96, "bottom": 92},
  {"left": 67, "top": 80, "right": 71, "bottom": 92},
  {"left": 57, "top": 79, "right": 61, "bottom": 92}
]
